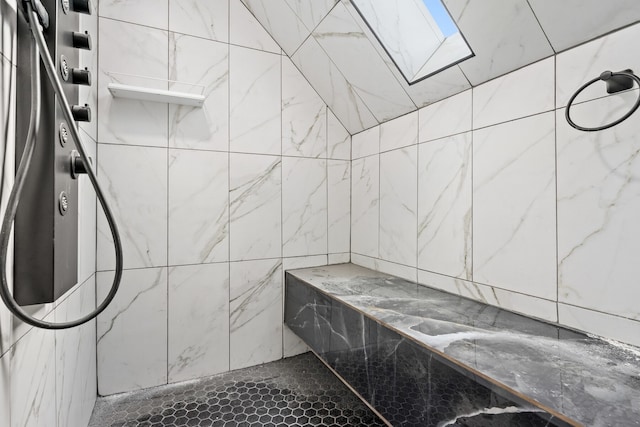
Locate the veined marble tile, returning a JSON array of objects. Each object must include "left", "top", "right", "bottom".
[
  {"left": 230, "top": 0, "right": 280, "bottom": 53},
  {"left": 557, "top": 93, "right": 640, "bottom": 321},
  {"left": 229, "top": 46, "right": 281, "bottom": 155},
  {"left": 97, "top": 144, "right": 167, "bottom": 271},
  {"left": 97, "top": 268, "right": 167, "bottom": 395},
  {"left": 241, "top": 0, "right": 310, "bottom": 56},
  {"left": 444, "top": 0, "right": 553, "bottom": 85},
  {"left": 352, "top": 126, "right": 379, "bottom": 159},
  {"left": 169, "top": 34, "right": 229, "bottom": 152},
  {"left": 351, "top": 155, "right": 379, "bottom": 258},
  {"left": 380, "top": 112, "right": 418, "bottom": 153},
  {"left": 473, "top": 113, "right": 556, "bottom": 300},
  {"left": 418, "top": 90, "right": 472, "bottom": 143},
  {"left": 77, "top": 134, "right": 97, "bottom": 285},
  {"left": 556, "top": 22, "right": 640, "bottom": 108},
  {"left": 55, "top": 278, "right": 97, "bottom": 427},
  {"left": 168, "top": 263, "right": 230, "bottom": 382},
  {"left": 291, "top": 36, "right": 377, "bottom": 134},
  {"left": 528, "top": 0, "right": 640, "bottom": 53},
  {"left": 328, "top": 253, "right": 350, "bottom": 264},
  {"left": 97, "top": 18, "right": 168, "bottom": 147},
  {"left": 284, "top": 0, "right": 336, "bottom": 31},
  {"left": 169, "top": 0, "right": 229, "bottom": 42},
  {"left": 282, "top": 158, "right": 328, "bottom": 257},
  {"left": 559, "top": 304, "right": 640, "bottom": 348},
  {"left": 230, "top": 259, "right": 283, "bottom": 370},
  {"left": 282, "top": 58, "right": 327, "bottom": 158},
  {"left": 328, "top": 160, "right": 350, "bottom": 254},
  {"left": 168, "top": 149, "right": 228, "bottom": 266},
  {"left": 0, "top": 352, "right": 8, "bottom": 427},
  {"left": 10, "top": 325, "right": 56, "bottom": 427},
  {"left": 327, "top": 109, "right": 350, "bottom": 160},
  {"left": 379, "top": 146, "right": 417, "bottom": 267},
  {"left": 312, "top": 2, "right": 415, "bottom": 123},
  {"left": 0, "top": 0, "right": 16, "bottom": 64},
  {"left": 417, "top": 270, "right": 558, "bottom": 323},
  {"left": 418, "top": 133, "right": 472, "bottom": 280},
  {"left": 351, "top": 253, "right": 417, "bottom": 283},
  {"left": 473, "top": 58, "right": 555, "bottom": 129},
  {"left": 282, "top": 255, "right": 328, "bottom": 357},
  {"left": 99, "top": 0, "right": 168, "bottom": 29},
  {"left": 229, "top": 154, "right": 281, "bottom": 261}
]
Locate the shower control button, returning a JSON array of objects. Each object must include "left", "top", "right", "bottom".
[
  {"left": 72, "top": 31, "right": 92, "bottom": 50},
  {"left": 59, "top": 55, "right": 70, "bottom": 81},
  {"left": 58, "top": 192, "right": 69, "bottom": 216},
  {"left": 61, "top": 0, "right": 69, "bottom": 14},
  {"left": 71, "top": 68, "right": 91, "bottom": 86},
  {"left": 71, "top": 104, "right": 91, "bottom": 122},
  {"left": 71, "top": 0, "right": 92, "bottom": 14},
  {"left": 58, "top": 123, "right": 69, "bottom": 146},
  {"left": 70, "top": 150, "right": 91, "bottom": 179}
]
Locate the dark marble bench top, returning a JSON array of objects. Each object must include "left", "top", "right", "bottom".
[{"left": 287, "top": 263, "right": 640, "bottom": 427}]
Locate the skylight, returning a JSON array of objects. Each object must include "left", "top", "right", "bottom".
[{"left": 351, "top": 0, "right": 473, "bottom": 84}]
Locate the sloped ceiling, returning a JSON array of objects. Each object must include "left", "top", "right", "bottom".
[{"left": 242, "top": 0, "right": 640, "bottom": 134}]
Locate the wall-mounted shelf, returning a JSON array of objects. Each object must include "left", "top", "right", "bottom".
[{"left": 107, "top": 83, "right": 205, "bottom": 107}]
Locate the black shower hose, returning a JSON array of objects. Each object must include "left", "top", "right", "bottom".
[{"left": 0, "top": 3, "right": 123, "bottom": 329}]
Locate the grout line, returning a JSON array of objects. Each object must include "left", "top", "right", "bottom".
[
  {"left": 525, "top": 0, "right": 556, "bottom": 54},
  {"left": 554, "top": 54, "right": 560, "bottom": 325},
  {"left": 227, "top": 3, "right": 232, "bottom": 372},
  {"left": 166, "top": 3, "right": 170, "bottom": 385},
  {"left": 470, "top": 88, "right": 474, "bottom": 284}
]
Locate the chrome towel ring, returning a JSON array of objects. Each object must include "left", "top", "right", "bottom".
[{"left": 565, "top": 69, "right": 640, "bottom": 132}]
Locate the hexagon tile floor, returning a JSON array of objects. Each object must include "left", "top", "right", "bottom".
[{"left": 88, "top": 352, "right": 386, "bottom": 427}]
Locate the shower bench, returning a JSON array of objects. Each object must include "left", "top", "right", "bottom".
[{"left": 284, "top": 264, "right": 640, "bottom": 427}]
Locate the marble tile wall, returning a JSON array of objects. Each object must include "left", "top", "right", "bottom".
[
  {"left": 350, "top": 22, "right": 640, "bottom": 348},
  {"left": 1, "top": 0, "right": 99, "bottom": 425},
  {"left": 95, "top": 0, "right": 351, "bottom": 396}
]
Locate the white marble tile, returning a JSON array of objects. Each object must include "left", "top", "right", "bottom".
[
  {"left": 97, "top": 18, "right": 168, "bottom": 147},
  {"left": 559, "top": 304, "right": 640, "bottom": 348},
  {"left": 379, "top": 146, "right": 417, "bottom": 267},
  {"left": 230, "top": 0, "right": 280, "bottom": 53},
  {"left": 0, "top": 0, "right": 16, "bottom": 64},
  {"left": 417, "top": 270, "right": 558, "bottom": 323},
  {"left": 528, "top": 0, "right": 640, "bottom": 52},
  {"left": 327, "top": 109, "right": 350, "bottom": 160},
  {"left": 169, "top": 0, "right": 229, "bottom": 42},
  {"left": 328, "top": 253, "right": 350, "bottom": 264},
  {"left": 418, "top": 90, "right": 472, "bottom": 142},
  {"left": 282, "top": 255, "right": 327, "bottom": 357},
  {"left": 312, "top": 2, "right": 415, "bottom": 122},
  {"left": 351, "top": 253, "right": 417, "bottom": 283},
  {"left": 557, "top": 93, "right": 640, "bottom": 321},
  {"left": 352, "top": 126, "right": 379, "bottom": 159},
  {"left": 55, "top": 278, "right": 97, "bottom": 427},
  {"left": 282, "top": 158, "right": 328, "bottom": 257},
  {"left": 328, "top": 160, "right": 350, "bottom": 254},
  {"left": 473, "top": 113, "right": 556, "bottom": 300},
  {"left": 229, "top": 154, "right": 281, "bottom": 261},
  {"left": 282, "top": 58, "right": 326, "bottom": 158},
  {"left": 556, "top": 23, "right": 640, "bottom": 108},
  {"left": 0, "top": 352, "right": 8, "bottom": 427},
  {"left": 97, "top": 268, "right": 167, "bottom": 395},
  {"left": 168, "top": 263, "right": 229, "bottom": 382},
  {"left": 97, "top": 144, "right": 167, "bottom": 271},
  {"left": 473, "top": 58, "right": 555, "bottom": 129},
  {"left": 351, "top": 155, "right": 379, "bottom": 258},
  {"left": 380, "top": 112, "right": 418, "bottom": 153},
  {"left": 291, "top": 36, "right": 377, "bottom": 134},
  {"left": 284, "top": 0, "right": 336, "bottom": 31},
  {"left": 241, "top": 0, "right": 310, "bottom": 56},
  {"left": 77, "top": 136, "right": 97, "bottom": 284},
  {"left": 168, "top": 149, "right": 228, "bottom": 266},
  {"left": 99, "top": 0, "right": 168, "bottom": 29},
  {"left": 169, "top": 33, "right": 229, "bottom": 152},
  {"left": 229, "top": 46, "right": 281, "bottom": 155},
  {"left": 10, "top": 326, "right": 56, "bottom": 427},
  {"left": 444, "top": 0, "right": 553, "bottom": 85},
  {"left": 418, "top": 133, "right": 472, "bottom": 280},
  {"left": 230, "top": 259, "right": 283, "bottom": 370}
]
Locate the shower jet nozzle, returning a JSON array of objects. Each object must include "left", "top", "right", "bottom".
[{"left": 21, "top": 0, "right": 50, "bottom": 29}]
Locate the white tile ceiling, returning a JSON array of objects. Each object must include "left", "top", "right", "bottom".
[{"left": 242, "top": 0, "right": 640, "bottom": 134}]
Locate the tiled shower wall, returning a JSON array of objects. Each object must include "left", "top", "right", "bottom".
[
  {"left": 0, "top": 0, "right": 99, "bottom": 426},
  {"left": 94, "top": 0, "right": 351, "bottom": 396},
  {"left": 351, "top": 22, "right": 640, "bottom": 348}
]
